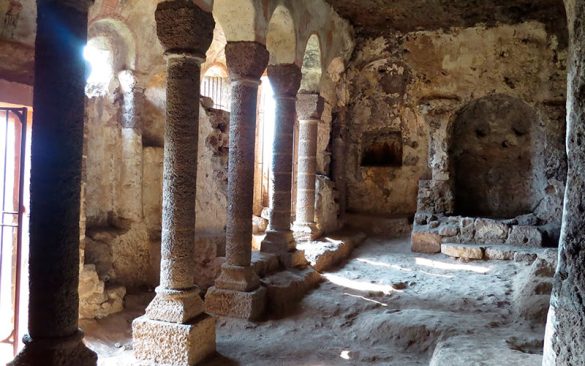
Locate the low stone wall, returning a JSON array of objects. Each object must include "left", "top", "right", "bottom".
[{"left": 412, "top": 212, "right": 550, "bottom": 254}]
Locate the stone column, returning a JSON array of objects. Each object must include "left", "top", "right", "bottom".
[
  {"left": 205, "top": 42, "right": 269, "bottom": 320},
  {"left": 543, "top": 1, "right": 585, "bottom": 364},
  {"left": 292, "top": 93, "right": 324, "bottom": 242},
  {"left": 132, "top": 2, "right": 216, "bottom": 365},
  {"left": 261, "top": 64, "right": 306, "bottom": 267},
  {"left": 9, "top": 1, "right": 97, "bottom": 365},
  {"left": 118, "top": 70, "right": 144, "bottom": 222}
]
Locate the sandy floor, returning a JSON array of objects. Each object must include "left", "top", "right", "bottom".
[{"left": 82, "top": 236, "right": 549, "bottom": 365}]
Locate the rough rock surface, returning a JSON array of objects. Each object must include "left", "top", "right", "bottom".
[{"left": 543, "top": 1, "right": 585, "bottom": 364}]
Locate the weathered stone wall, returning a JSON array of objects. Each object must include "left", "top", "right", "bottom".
[
  {"left": 0, "top": 0, "right": 35, "bottom": 84},
  {"left": 543, "top": 0, "right": 585, "bottom": 364},
  {"left": 343, "top": 21, "right": 567, "bottom": 220}
]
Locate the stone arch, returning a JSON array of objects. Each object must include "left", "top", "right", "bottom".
[
  {"left": 299, "top": 34, "right": 322, "bottom": 93},
  {"left": 266, "top": 4, "right": 296, "bottom": 65},
  {"left": 88, "top": 18, "right": 136, "bottom": 72},
  {"left": 213, "top": 0, "right": 259, "bottom": 42},
  {"left": 448, "top": 94, "right": 545, "bottom": 219},
  {"left": 202, "top": 20, "right": 227, "bottom": 76}
]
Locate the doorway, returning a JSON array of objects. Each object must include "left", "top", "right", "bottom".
[{"left": 0, "top": 105, "right": 31, "bottom": 364}]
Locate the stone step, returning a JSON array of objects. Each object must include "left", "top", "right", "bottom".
[
  {"left": 298, "top": 230, "right": 367, "bottom": 272},
  {"left": 441, "top": 243, "right": 557, "bottom": 262},
  {"left": 261, "top": 267, "right": 323, "bottom": 316}
]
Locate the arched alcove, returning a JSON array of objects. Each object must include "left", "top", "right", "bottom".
[
  {"left": 266, "top": 5, "right": 296, "bottom": 65},
  {"left": 88, "top": 18, "right": 136, "bottom": 72},
  {"left": 300, "top": 34, "right": 322, "bottom": 93},
  {"left": 449, "top": 94, "right": 544, "bottom": 218}
]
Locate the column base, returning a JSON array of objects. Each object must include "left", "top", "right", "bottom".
[
  {"left": 292, "top": 222, "right": 321, "bottom": 242},
  {"left": 214, "top": 264, "right": 261, "bottom": 292},
  {"left": 261, "top": 229, "right": 295, "bottom": 253},
  {"left": 145, "top": 287, "right": 205, "bottom": 323},
  {"left": 280, "top": 249, "right": 309, "bottom": 269},
  {"left": 205, "top": 286, "right": 266, "bottom": 321},
  {"left": 9, "top": 331, "right": 97, "bottom": 366},
  {"left": 132, "top": 313, "right": 216, "bottom": 366}
]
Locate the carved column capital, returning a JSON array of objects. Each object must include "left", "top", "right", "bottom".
[
  {"left": 225, "top": 42, "right": 269, "bottom": 83},
  {"left": 296, "top": 93, "right": 325, "bottom": 121},
  {"left": 155, "top": 0, "right": 215, "bottom": 58},
  {"left": 267, "top": 64, "right": 302, "bottom": 98}
]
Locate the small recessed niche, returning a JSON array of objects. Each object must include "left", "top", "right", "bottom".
[{"left": 360, "top": 131, "right": 403, "bottom": 167}]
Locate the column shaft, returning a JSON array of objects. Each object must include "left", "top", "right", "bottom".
[
  {"left": 295, "top": 119, "right": 319, "bottom": 224},
  {"left": 10, "top": 1, "right": 97, "bottom": 365},
  {"left": 159, "top": 54, "right": 200, "bottom": 290},
  {"left": 205, "top": 42, "right": 269, "bottom": 320},
  {"left": 261, "top": 64, "right": 303, "bottom": 262},
  {"left": 269, "top": 95, "right": 296, "bottom": 231},
  {"left": 225, "top": 79, "right": 260, "bottom": 267},
  {"left": 118, "top": 71, "right": 144, "bottom": 222},
  {"left": 293, "top": 93, "right": 325, "bottom": 241}
]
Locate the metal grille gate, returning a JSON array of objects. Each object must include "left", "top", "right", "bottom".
[{"left": 0, "top": 107, "right": 27, "bottom": 357}]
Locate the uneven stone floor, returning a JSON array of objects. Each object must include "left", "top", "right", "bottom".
[{"left": 81, "top": 237, "right": 551, "bottom": 365}]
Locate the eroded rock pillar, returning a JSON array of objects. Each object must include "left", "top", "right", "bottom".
[
  {"left": 261, "top": 64, "right": 305, "bottom": 267},
  {"left": 9, "top": 1, "right": 97, "bottom": 365},
  {"left": 205, "top": 42, "right": 269, "bottom": 320},
  {"left": 293, "top": 94, "right": 325, "bottom": 241},
  {"left": 543, "top": 1, "right": 585, "bottom": 364},
  {"left": 132, "top": 2, "right": 216, "bottom": 365}
]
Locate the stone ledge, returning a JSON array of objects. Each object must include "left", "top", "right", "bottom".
[
  {"left": 297, "top": 230, "right": 367, "bottom": 272},
  {"left": 262, "top": 267, "right": 322, "bottom": 315},
  {"left": 440, "top": 243, "right": 557, "bottom": 263}
]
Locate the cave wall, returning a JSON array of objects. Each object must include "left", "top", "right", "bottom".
[
  {"left": 343, "top": 21, "right": 567, "bottom": 220},
  {"left": 450, "top": 94, "right": 545, "bottom": 219}
]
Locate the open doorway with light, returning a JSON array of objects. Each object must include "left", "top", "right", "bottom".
[{"left": 0, "top": 103, "right": 32, "bottom": 365}]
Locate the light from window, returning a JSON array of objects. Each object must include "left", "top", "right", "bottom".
[{"left": 83, "top": 41, "right": 114, "bottom": 97}]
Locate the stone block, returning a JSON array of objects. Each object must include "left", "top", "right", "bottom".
[
  {"left": 506, "top": 226, "right": 543, "bottom": 247},
  {"left": 252, "top": 215, "right": 268, "bottom": 234},
  {"left": 416, "top": 179, "right": 454, "bottom": 214},
  {"left": 515, "top": 213, "right": 540, "bottom": 226},
  {"left": 514, "top": 252, "right": 538, "bottom": 264},
  {"left": 439, "top": 225, "right": 458, "bottom": 237},
  {"left": 441, "top": 244, "right": 484, "bottom": 260},
  {"left": 263, "top": 268, "right": 322, "bottom": 315},
  {"left": 132, "top": 314, "right": 216, "bottom": 366},
  {"left": 484, "top": 246, "right": 516, "bottom": 260},
  {"left": 411, "top": 229, "right": 442, "bottom": 253},
  {"left": 205, "top": 286, "right": 266, "bottom": 321},
  {"left": 279, "top": 249, "right": 309, "bottom": 269},
  {"left": 459, "top": 217, "right": 475, "bottom": 242},
  {"left": 145, "top": 288, "right": 204, "bottom": 323},
  {"left": 474, "top": 218, "right": 509, "bottom": 243}
]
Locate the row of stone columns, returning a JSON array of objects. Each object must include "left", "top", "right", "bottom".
[{"left": 11, "top": 0, "right": 329, "bottom": 364}]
